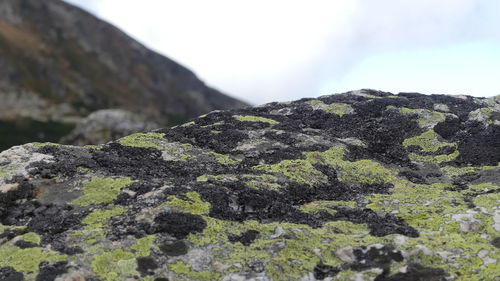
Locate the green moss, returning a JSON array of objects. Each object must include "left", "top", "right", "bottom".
[
  {"left": 399, "top": 108, "right": 445, "bottom": 127},
  {"left": 181, "top": 121, "right": 195, "bottom": 127},
  {"left": 118, "top": 132, "right": 166, "bottom": 150},
  {"left": 247, "top": 145, "right": 396, "bottom": 186},
  {"left": 91, "top": 249, "right": 138, "bottom": 281},
  {"left": 468, "top": 182, "right": 500, "bottom": 192},
  {"left": 366, "top": 179, "right": 500, "bottom": 279},
  {"left": 401, "top": 130, "right": 460, "bottom": 164},
  {"left": 187, "top": 270, "right": 221, "bottom": 281},
  {"left": 305, "top": 146, "right": 396, "bottom": 184},
  {"left": 75, "top": 228, "right": 106, "bottom": 245},
  {"left": 441, "top": 166, "right": 477, "bottom": 178},
  {"left": 169, "top": 260, "right": 191, "bottom": 274},
  {"left": 160, "top": 142, "right": 193, "bottom": 161},
  {"left": 409, "top": 150, "right": 459, "bottom": 164},
  {"left": 403, "top": 130, "right": 455, "bottom": 152},
  {"left": 200, "top": 121, "right": 224, "bottom": 128},
  {"left": 21, "top": 232, "right": 41, "bottom": 245},
  {"left": 243, "top": 174, "right": 281, "bottom": 191},
  {"left": 71, "top": 177, "right": 134, "bottom": 206},
  {"left": 0, "top": 163, "right": 17, "bottom": 179},
  {"left": 30, "top": 142, "right": 60, "bottom": 149},
  {"left": 234, "top": 115, "right": 279, "bottom": 125},
  {"left": 83, "top": 206, "right": 125, "bottom": 228},
  {"left": 211, "top": 152, "right": 239, "bottom": 165},
  {"left": 299, "top": 200, "right": 357, "bottom": 215},
  {"left": 473, "top": 192, "right": 500, "bottom": 212},
  {"left": 469, "top": 107, "right": 495, "bottom": 123},
  {"left": 131, "top": 235, "right": 157, "bottom": 257},
  {"left": 195, "top": 174, "right": 238, "bottom": 183},
  {"left": 323, "top": 103, "right": 353, "bottom": 117},
  {"left": 188, "top": 216, "right": 381, "bottom": 281},
  {"left": 253, "top": 159, "right": 327, "bottom": 186},
  {"left": 308, "top": 101, "right": 353, "bottom": 116},
  {"left": 299, "top": 201, "right": 337, "bottom": 216},
  {"left": 307, "top": 100, "right": 323, "bottom": 106},
  {"left": 0, "top": 245, "right": 66, "bottom": 272},
  {"left": 83, "top": 144, "right": 101, "bottom": 150},
  {"left": 165, "top": 192, "right": 211, "bottom": 215},
  {"left": 196, "top": 175, "right": 209, "bottom": 182}
]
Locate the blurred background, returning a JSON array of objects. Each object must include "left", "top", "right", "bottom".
[
  {"left": 0, "top": 0, "right": 499, "bottom": 150},
  {"left": 66, "top": 0, "right": 500, "bottom": 104}
]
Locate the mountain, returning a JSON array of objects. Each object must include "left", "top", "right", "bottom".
[
  {"left": 0, "top": 89, "right": 499, "bottom": 280},
  {"left": 0, "top": 0, "right": 247, "bottom": 150}
]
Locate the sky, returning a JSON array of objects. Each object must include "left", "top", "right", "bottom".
[{"left": 65, "top": 0, "right": 500, "bottom": 105}]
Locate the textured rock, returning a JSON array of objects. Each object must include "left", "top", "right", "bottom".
[{"left": 0, "top": 89, "right": 499, "bottom": 280}]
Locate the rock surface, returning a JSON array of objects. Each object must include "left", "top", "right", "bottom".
[
  {"left": 0, "top": 89, "right": 499, "bottom": 281},
  {"left": 0, "top": 0, "right": 247, "bottom": 150}
]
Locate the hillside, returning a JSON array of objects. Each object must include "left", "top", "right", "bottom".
[
  {"left": 0, "top": 89, "right": 499, "bottom": 280},
  {"left": 0, "top": 0, "right": 247, "bottom": 150}
]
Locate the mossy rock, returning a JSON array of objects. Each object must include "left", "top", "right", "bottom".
[{"left": 0, "top": 90, "right": 499, "bottom": 280}]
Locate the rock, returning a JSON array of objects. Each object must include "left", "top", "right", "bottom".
[
  {"left": 0, "top": 89, "right": 499, "bottom": 280},
  {"left": 60, "top": 109, "right": 160, "bottom": 146}
]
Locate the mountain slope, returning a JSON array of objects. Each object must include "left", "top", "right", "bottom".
[
  {"left": 0, "top": 90, "right": 499, "bottom": 280},
  {"left": 0, "top": 0, "right": 247, "bottom": 150}
]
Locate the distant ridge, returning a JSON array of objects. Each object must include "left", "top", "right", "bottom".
[{"left": 0, "top": 0, "right": 247, "bottom": 150}]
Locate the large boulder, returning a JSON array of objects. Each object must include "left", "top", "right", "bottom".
[
  {"left": 60, "top": 109, "right": 160, "bottom": 146},
  {"left": 0, "top": 89, "right": 499, "bottom": 281}
]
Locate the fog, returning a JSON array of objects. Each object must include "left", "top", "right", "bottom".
[{"left": 65, "top": 0, "right": 500, "bottom": 104}]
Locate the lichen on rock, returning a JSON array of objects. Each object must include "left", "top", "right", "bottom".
[{"left": 0, "top": 89, "right": 499, "bottom": 280}]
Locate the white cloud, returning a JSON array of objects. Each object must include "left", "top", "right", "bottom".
[{"left": 65, "top": 0, "right": 500, "bottom": 104}]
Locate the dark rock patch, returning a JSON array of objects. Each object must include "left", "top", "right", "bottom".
[
  {"left": 0, "top": 267, "right": 24, "bottom": 281},
  {"left": 228, "top": 230, "right": 260, "bottom": 246},
  {"left": 13, "top": 240, "right": 38, "bottom": 249},
  {"left": 374, "top": 263, "right": 448, "bottom": 281},
  {"left": 153, "top": 212, "right": 207, "bottom": 239},
  {"left": 313, "top": 264, "right": 341, "bottom": 280},
  {"left": 491, "top": 237, "right": 500, "bottom": 248},
  {"left": 136, "top": 257, "right": 158, "bottom": 276},
  {"left": 350, "top": 245, "right": 403, "bottom": 271},
  {"left": 456, "top": 124, "right": 500, "bottom": 166},
  {"left": 159, "top": 240, "right": 189, "bottom": 256},
  {"left": 332, "top": 208, "right": 419, "bottom": 237},
  {"left": 35, "top": 262, "right": 68, "bottom": 281}
]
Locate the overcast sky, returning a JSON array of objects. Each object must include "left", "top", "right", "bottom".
[{"left": 65, "top": 0, "right": 500, "bottom": 105}]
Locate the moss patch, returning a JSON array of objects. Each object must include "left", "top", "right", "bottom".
[
  {"left": 71, "top": 177, "right": 134, "bottom": 206},
  {"left": 402, "top": 130, "right": 460, "bottom": 164},
  {"left": 253, "top": 159, "right": 327, "bottom": 186},
  {"left": 131, "top": 235, "right": 157, "bottom": 257},
  {"left": 324, "top": 103, "right": 353, "bottom": 117},
  {"left": 308, "top": 100, "right": 354, "bottom": 116},
  {"left": 168, "top": 260, "right": 191, "bottom": 275},
  {"left": 403, "top": 130, "right": 455, "bottom": 152},
  {"left": 118, "top": 132, "right": 166, "bottom": 150},
  {"left": 91, "top": 249, "right": 137, "bottom": 281},
  {"left": 165, "top": 192, "right": 211, "bottom": 215},
  {"left": 234, "top": 115, "right": 279, "bottom": 125},
  {"left": 21, "top": 232, "right": 41, "bottom": 245},
  {"left": 366, "top": 180, "right": 500, "bottom": 279},
  {"left": 210, "top": 152, "right": 239, "bottom": 165},
  {"left": 83, "top": 206, "right": 125, "bottom": 229},
  {"left": 0, "top": 245, "right": 66, "bottom": 273},
  {"left": 305, "top": 146, "right": 396, "bottom": 184},
  {"left": 399, "top": 108, "right": 446, "bottom": 127}
]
